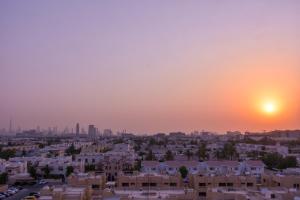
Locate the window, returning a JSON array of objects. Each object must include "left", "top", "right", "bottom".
[
  {"left": 227, "top": 183, "right": 233, "bottom": 187},
  {"left": 92, "top": 184, "right": 100, "bottom": 189},
  {"left": 199, "top": 183, "right": 206, "bottom": 187},
  {"left": 199, "top": 192, "right": 206, "bottom": 197},
  {"left": 150, "top": 183, "right": 157, "bottom": 187},
  {"left": 170, "top": 183, "right": 177, "bottom": 187},
  {"left": 246, "top": 182, "right": 253, "bottom": 187},
  {"left": 122, "top": 183, "right": 129, "bottom": 187},
  {"left": 219, "top": 183, "right": 226, "bottom": 187},
  {"left": 92, "top": 159, "right": 95, "bottom": 163},
  {"left": 251, "top": 167, "right": 256, "bottom": 170},
  {"left": 142, "top": 183, "right": 149, "bottom": 187},
  {"left": 271, "top": 194, "right": 275, "bottom": 199}
]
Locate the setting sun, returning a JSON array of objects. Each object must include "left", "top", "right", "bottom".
[{"left": 262, "top": 101, "right": 278, "bottom": 115}]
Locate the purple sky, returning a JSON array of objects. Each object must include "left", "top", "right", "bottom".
[{"left": 0, "top": 1, "right": 299, "bottom": 134}]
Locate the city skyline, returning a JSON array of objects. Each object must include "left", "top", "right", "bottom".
[{"left": 1, "top": 1, "right": 300, "bottom": 134}]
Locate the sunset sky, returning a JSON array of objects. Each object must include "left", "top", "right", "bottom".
[{"left": 0, "top": 1, "right": 299, "bottom": 134}]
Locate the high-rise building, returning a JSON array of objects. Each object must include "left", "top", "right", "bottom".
[
  {"left": 76, "top": 123, "right": 80, "bottom": 136},
  {"left": 9, "top": 118, "right": 13, "bottom": 133},
  {"left": 88, "top": 125, "right": 96, "bottom": 138}
]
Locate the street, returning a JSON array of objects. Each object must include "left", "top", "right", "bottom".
[{"left": 5, "top": 185, "right": 43, "bottom": 200}]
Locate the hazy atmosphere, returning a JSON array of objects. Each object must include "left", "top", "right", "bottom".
[{"left": 1, "top": 1, "right": 299, "bottom": 133}]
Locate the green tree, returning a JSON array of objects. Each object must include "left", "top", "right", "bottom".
[
  {"left": 0, "top": 149, "right": 16, "bottom": 160},
  {"left": 197, "top": 143, "right": 207, "bottom": 160},
  {"left": 42, "top": 165, "right": 52, "bottom": 178},
  {"left": 179, "top": 166, "right": 188, "bottom": 179},
  {"left": 134, "top": 160, "right": 142, "bottom": 171},
  {"left": 263, "top": 153, "right": 282, "bottom": 169},
  {"left": 28, "top": 165, "right": 37, "bottom": 179},
  {"left": 164, "top": 150, "right": 174, "bottom": 161},
  {"left": 184, "top": 150, "right": 193, "bottom": 160},
  {"left": 145, "top": 150, "right": 156, "bottom": 161},
  {"left": 283, "top": 156, "right": 297, "bottom": 168},
  {"left": 0, "top": 173, "right": 8, "bottom": 184},
  {"left": 149, "top": 138, "right": 156, "bottom": 146},
  {"left": 222, "top": 142, "right": 237, "bottom": 160},
  {"left": 66, "top": 166, "right": 74, "bottom": 177},
  {"left": 65, "top": 144, "right": 81, "bottom": 156}
]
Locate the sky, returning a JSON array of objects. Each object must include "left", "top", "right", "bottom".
[{"left": 0, "top": 1, "right": 299, "bottom": 134}]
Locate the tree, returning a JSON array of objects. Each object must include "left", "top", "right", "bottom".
[
  {"left": 164, "top": 150, "right": 174, "bottom": 161},
  {"left": 42, "top": 165, "right": 51, "bottom": 178},
  {"left": 66, "top": 166, "right": 74, "bottom": 177},
  {"left": 0, "top": 149, "right": 16, "bottom": 160},
  {"left": 65, "top": 144, "right": 81, "bottom": 156},
  {"left": 134, "top": 160, "right": 142, "bottom": 171},
  {"left": 262, "top": 153, "right": 297, "bottom": 169},
  {"left": 145, "top": 150, "right": 156, "bottom": 161},
  {"left": 184, "top": 150, "right": 193, "bottom": 160},
  {"left": 149, "top": 138, "right": 156, "bottom": 146},
  {"left": 0, "top": 173, "right": 8, "bottom": 184},
  {"left": 28, "top": 165, "right": 37, "bottom": 179},
  {"left": 197, "top": 143, "right": 207, "bottom": 160},
  {"left": 179, "top": 166, "right": 188, "bottom": 179},
  {"left": 222, "top": 142, "right": 237, "bottom": 160},
  {"left": 282, "top": 156, "right": 297, "bottom": 168}
]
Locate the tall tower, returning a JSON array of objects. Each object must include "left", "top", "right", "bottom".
[
  {"left": 76, "top": 123, "right": 80, "bottom": 136},
  {"left": 9, "top": 118, "right": 12, "bottom": 133},
  {"left": 88, "top": 125, "right": 96, "bottom": 138}
]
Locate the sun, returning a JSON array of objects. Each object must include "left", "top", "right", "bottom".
[{"left": 262, "top": 101, "right": 278, "bottom": 115}]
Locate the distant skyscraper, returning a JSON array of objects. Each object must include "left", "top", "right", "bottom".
[
  {"left": 9, "top": 118, "right": 12, "bottom": 133},
  {"left": 76, "top": 123, "right": 80, "bottom": 136},
  {"left": 88, "top": 125, "right": 96, "bottom": 138}
]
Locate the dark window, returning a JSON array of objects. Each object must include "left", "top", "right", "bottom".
[
  {"left": 227, "top": 183, "right": 233, "bottom": 187},
  {"left": 199, "top": 192, "right": 206, "bottom": 197},
  {"left": 199, "top": 183, "right": 206, "bottom": 187},
  {"left": 122, "top": 183, "right": 129, "bottom": 187},
  {"left": 150, "top": 183, "right": 157, "bottom": 187},
  {"left": 247, "top": 182, "right": 253, "bottom": 187},
  {"left": 92, "top": 184, "right": 100, "bottom": 189},
  {"left": 170, "top": 183, "right": 177, "bottom": 187},
  {"left": 142, "top": 183, "right": 149, "bottom": 187},
  {"left": 219, "top": 183, "right": 226, "bottom": 187}
]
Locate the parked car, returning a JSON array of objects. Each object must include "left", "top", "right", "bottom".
[
  {"left": 23, "top": 196, "right": 37, "bottom": 200},
  {"left": 29, "top": 192, "right": 40, "bottom": 198},
  {"left": 38, "top": 179, "right": 48, "bottom": 185}
]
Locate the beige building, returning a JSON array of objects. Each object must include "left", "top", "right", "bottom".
[{"left": 117, "top": 172, "right": 183, "bottom": 189}]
